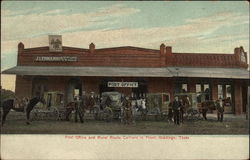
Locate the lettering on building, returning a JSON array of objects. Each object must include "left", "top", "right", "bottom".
[
  {"left": 107, "top": 82, "right": 138, "bottom": 88},
  {"left": 35, "top": 56, "right": 78, "bottom": 62}
]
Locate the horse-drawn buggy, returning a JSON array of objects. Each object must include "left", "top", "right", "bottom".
[
  {"left": 93, "top": 91, "right": 124, "bottom": 122},
  {"left": 30, "top": 91, "right": 64, "bottom": 121},
  {"left": 145, "top": 93, "right": 171, "bottom": 120}
]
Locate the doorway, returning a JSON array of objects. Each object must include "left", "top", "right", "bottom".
[
  {"left": 32, "top": 77, "right": 48, "bottom": 98},
  {"left": 66, "top": 78, "right": 82, "bottom": 103}
]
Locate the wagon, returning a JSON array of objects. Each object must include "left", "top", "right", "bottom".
[
  {"left": 174, "top": 92, "right": 203, "bottom": 120},
  {"left": 30, "top": 91, "right": 64, "bottom": 121},
  {"left": 93, "top": 91, "right": 123, "bottom": 122},
  {"left": 145, "top": 93, "right": 171, "bottom": 120}
]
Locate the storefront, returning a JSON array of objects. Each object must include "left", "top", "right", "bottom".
[{"left": 2, "top": 36, "right": 249, "bottom": 114}]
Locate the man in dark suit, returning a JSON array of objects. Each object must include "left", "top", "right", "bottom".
[
  {"left": 74, "top": 96, "right": 84, "bottom": 123},
  {"left": 172, "top": 96, "right": 181, "bottom": 125}
]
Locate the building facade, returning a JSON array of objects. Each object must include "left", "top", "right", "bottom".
[{"left": 3, "top": 41, "right": 249, "bottom": 114}]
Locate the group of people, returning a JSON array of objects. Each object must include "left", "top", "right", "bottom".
[
  {"left": 68, "top": 93, "right": 187, "bottom": 125},
  {"left": 121, "top": 96, "right": 147, "bottom": 124},
  {"left": 65, "top": 92, "right": 97, "bottom": 123},
  {"left": 169, "top": 96, "right": 187, "bottom": 125},
  {"left": 65, "top": 91, "right": 225, "bottom": 125}
]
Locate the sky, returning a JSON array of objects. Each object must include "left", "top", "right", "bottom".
[{"left": 1, "top": 1, "right": 249, "bottom": 91}]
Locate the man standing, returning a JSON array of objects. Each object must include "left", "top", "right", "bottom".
[
  {"left": 123, "top": 96, "right": 132, "bottom": 125},
  {"left": 172, "top": 96, "right": 181, "bottom": 125},
  {"left": 74, "top": 95, "right": 84, "bottom": 123},
  {"left": 131, "top": 96, "right": 137, "bottom": 124}
]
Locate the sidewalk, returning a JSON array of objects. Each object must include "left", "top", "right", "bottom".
[{"left": 206, "top": 113, "right": 248, "bottom": 121}]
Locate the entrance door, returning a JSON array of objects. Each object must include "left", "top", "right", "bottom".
[
  {"left": 66, "top": 78, "right": 82, "bottom": 103},
  {"left": 32, "top": 77, "right": 48, "bottom": 98},
  {"left": 99, "top": 78, "right": 115, "bottom": 96},
  {"left": 132, "top": 79, "right": 148, "bottom": 98}
]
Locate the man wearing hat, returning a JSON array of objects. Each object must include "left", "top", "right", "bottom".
[{"left": 172, "top": 96, "right": 182, "bottom": 125}]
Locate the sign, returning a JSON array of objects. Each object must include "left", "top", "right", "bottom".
[
  {"left": 49, "top": 35, "right": 62, "bottom": 52},
  {"left": 108, "top": 82, "right": 138, "bottom": 88},
  {"left": 35, "top": 56, "right": 77, "bottom": 62}
]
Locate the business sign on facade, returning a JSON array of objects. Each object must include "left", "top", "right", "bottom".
[
  {"left": 35, "top": 56, "right": 77, "bottom": 62},
  {"left": 49, "top": 35, "right": 62, "bottom": 52},
  {"left": 108, "top": 82, "right": 138, "bottom": 88}
]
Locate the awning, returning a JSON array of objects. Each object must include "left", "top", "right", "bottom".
[
  {"left": 2, "top": 66, "right": 249, "bottom": 79},
  {"left": 1, "top": 66, "right": 172, "bottom": 77},
  {"left": 167, "top": 67, "right": 250, "bottom": 79}
]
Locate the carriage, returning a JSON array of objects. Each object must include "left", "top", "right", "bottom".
[
  {"left": 174, "top": 92, "right": 203, "bottom": 120},
  {"left": 30, "top": 91, "right": 64, "bottom": 121},
  {"left": 145, "top": 93, "right": 171, "bottom": 120},
  {"left": 93, "top": 91, "right": 123, "bottom": 122}
]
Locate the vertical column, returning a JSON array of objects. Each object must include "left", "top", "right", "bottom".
[
  {"left": 165, "top": 78, "right": 174, "bottom": 101},
  {"left": 234, "top": 80, "right": 243, "bottom": 115},
  {"left": 211, "top": 79, "right": 218, "bottom": 100},
  {"left": 188, "top": 78, "right": 196, "bottom": 93},
  {"left": 222, "top": 85, "right": 227, "bottom": 99},
  {"left": 17, "top": 42, "right": 24, "bottom": 65},
  {"left": 160, "top": 44, "right": 166, "bottom": 66}
]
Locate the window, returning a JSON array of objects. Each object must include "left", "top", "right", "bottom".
[
  {"left": 218, "top": 85, "right": 223, "bottom": 99},
  {"left": 163, "top": 94, "right": 170, "bottom": 102},
  {"left": 226, "top": 85, "right": 232, "bottom": 99},
  {"left": 74, "top": 89, "right": 80, "bottom": 97},
  {"left": 196, "top": 84, "right": 201, "bottom": 93},
  {"left": 196, "top": 83, "right": 210, "bottom": 100},
  {"left": 204, "top": 84, "right": 209, "bottom": 91},
  {"left": 175, "top": 83, "right": 188, "bottom": 93},
  {"left": 182, "top": 84, "right": 187, "bottom": 92}
]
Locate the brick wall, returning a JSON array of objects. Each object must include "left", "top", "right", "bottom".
[
  {"left": 17, "top": 43, "right": 248, "bottom": 69},
  {"left": 15, "top": 75, "right": 32, "bottom": 98}
]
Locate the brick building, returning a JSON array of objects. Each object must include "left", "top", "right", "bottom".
[{"left": 2, "top": 39, "right": 249, "bottom": 115}]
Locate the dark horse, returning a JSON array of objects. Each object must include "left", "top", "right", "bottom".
[
  {"left": 201, "top": 100, "right": 224, "bottom": 122},
  {"left": 1, "top": 97, "right": 45, "bottom": 125}
]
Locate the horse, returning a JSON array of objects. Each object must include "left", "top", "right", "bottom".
[
  {"left": 201, "top": 100, "right": 224, "bottom": 122},
  {"left": 1, "top": 96, "right": 46, "bottom": 125}
]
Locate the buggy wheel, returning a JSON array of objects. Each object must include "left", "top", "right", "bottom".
[
  {"left": 45, "top": 107, "right": 59, "bottom": 121},
  {"left": 153, "top": 107, "right": 161, "bottom": 121},
  {"left": 191, "top": 110, "right": 199, "bottom": 120},
  {"left": 154, "top": 113, "right": 160, "bottom": 121},
  {"left": 103, "top": 107, "right": 113, "bottom": 122},
  {"left": 51, "top": 107, "right": 59, "bottom": 121},
  {"left": 160, "top": 113, "right": 167, "bottom": 121},
  {"left": 93, "top": 106, "right": 100, "bottom": 120},
  {"left": 30, "top": 110, "right": 38, "bottom": 121}
]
